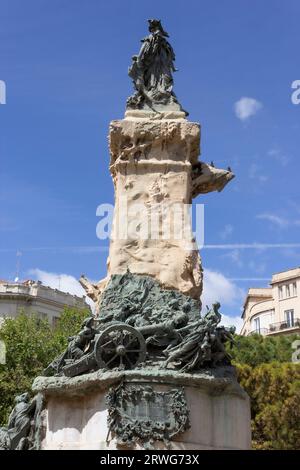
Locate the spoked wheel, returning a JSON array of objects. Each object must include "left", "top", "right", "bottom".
[{"left": 94, "top": 323, "right": 146, "bottom": 370}]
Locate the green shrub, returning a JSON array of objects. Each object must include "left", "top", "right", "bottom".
[
  {"left": 0, "top": 307, "right": 88, "bottom": 425},
  {"left": 236, "top": 362, "right": 300, "bottom": 449},
  {"left": 229, "top": 333, "right": 299, "bottom": 367}
]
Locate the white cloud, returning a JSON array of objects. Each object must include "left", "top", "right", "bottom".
[
  {"left": 28, "top": 268, "right": 95, "bottom": 309},
  {"left": 201, "top": 269, "right": 245, "bottom": 333},
  {"left": 256, "top": 213, "right": 300, "bottom": 229},
  {"left": 219, "top": 314, "right": 244, "bottom": 333},
  {"left": 220, "top": 224, "right": 233, "bottom": 240},
  {"left": 257, "top": 213, "right": 288, "bottom": 228},
  {"left": 234, "top": 97, "right": 262, "bottom": 121},
  {"left": 249, "top": 163, "right": 268, "bottom": 183},
  {"left": 268, "top": 147, "right": 290, "bottom": 167},
  {"left": 222, "top": 249, "right": 243, "bottom": 268},
  {"left": 248, "top": 260, "right": 266, "bottom": 275},
  {"left": 201, "top": 269, "right": 244, "bottom": 306}
]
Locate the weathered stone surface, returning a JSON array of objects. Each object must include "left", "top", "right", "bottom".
[
  {"left": 125, "top": 109, "right": 187, "bottom": 120},
  {"left": 33, "top": 368, "right": 251, "bottom": 450},
  {"left": 79, "top": 275, "right": 108, "bottom": 311},
  {"left": 32, "top": 366, "right": 244, "bottom": 398},
  {"left": 191, "top": 161, "right": 235, "bottom": 197},
  {"left": 109, "top": 119, "right": 201, "bottom": 169},
  {"left": 81, "top": 116, "right": 234, "bottom": 305},
  {"left": 106, "top": 118, "right": 203, "bottom": 300}
]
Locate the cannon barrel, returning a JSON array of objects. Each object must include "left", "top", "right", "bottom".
[{"left": 137, "top": 321, "right": 169, "bottom": 336}]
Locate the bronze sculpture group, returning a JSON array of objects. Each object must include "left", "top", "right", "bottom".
[{"left": 43, "top": 273, "right": 235, "bottom": 378}]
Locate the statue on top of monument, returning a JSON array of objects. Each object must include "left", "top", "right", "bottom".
[{"left": 126, "top": 19, "right": 187, "bottom": 116}]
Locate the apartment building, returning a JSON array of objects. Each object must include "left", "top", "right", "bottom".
[
  {"left": 241, "top": 267, "right": 300, "bottom": 336},
  {"left": 0, "top": 279, "right": 90, "bottom": 327}
]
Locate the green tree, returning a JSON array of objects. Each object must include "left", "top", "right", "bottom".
[
  {"left": 0, "top": 307, "right": 88, "bottom": 425},
  {"left": 236, "top": 362, "right": 300, "bottom": 449},
  {"left": 229, "top": 333, "right": 299, "bottom": 367}
]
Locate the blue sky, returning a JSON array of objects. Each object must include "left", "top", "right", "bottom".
[{"left": 1, "top": 0, "right": 300, "bottom": 325}]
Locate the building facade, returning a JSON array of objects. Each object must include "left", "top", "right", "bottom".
[
  {"left": 241, "top": 267, "right": 300, "bottom": 336},
  {"left": 0, "top": 280, "right": 90, "bottom": 327}
]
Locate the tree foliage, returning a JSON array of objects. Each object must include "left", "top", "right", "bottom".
[
  {"left": 236, "top": 362, "right": 300, "bottom": 449},
  {"left": 0, "top": 307, "right": 88, "bottom": 425},
  {"left": 229, "top": 332, "right": 298, "bottom": 367},
  {"left": 230, "top": 333, "right": 300, "bottom": 449}
]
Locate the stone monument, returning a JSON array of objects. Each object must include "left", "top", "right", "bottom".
[{"left": 2, "top": 19, "right": 251, "bottom": 450}]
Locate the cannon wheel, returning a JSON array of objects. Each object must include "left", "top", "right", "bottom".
[{"left": 94, "top": 323, "right": 146, "bottom": 370}]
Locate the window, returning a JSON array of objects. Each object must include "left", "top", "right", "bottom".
[
  {"left": 293, "top": 282, "right": 297, "bottom": 296},
  {"left": 286, "top": 284, "right": 290, "bottom": 297},
  {"left": 253, "top": 317, "right": 260, "bottom": 333},
  {"left": 284, "top": 309, "right": 294, "bottom": 328},
  {"left": 278, "top": 286, "right": 283, "bottom": 299},
  {"left": 52, "top": 316, "right": 59, "bottom": 328}
]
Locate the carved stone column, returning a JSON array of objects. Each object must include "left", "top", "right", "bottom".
[{"left": 107, "top": 117, "right": 202, "bottom": 300}]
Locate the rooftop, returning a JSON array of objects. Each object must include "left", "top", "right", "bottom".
[
  {"left": 0, "top": 279, "right": 87, "bottom": 303},
  {"left": 271, "top": 267, "right": 300, "bottom": 285},
  {"left": 242, "top": 287, "right": 273, "bottom": 317}
]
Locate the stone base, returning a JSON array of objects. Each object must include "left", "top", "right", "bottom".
[
  {"left": 124, "top": 109, "right": 187, "bottom": 120},
  {"left": 33, "top": 367, "right": 251, "bottom": 450}
]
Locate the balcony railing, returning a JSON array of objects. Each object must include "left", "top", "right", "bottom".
[
  {"left": 249, "top": 318, "right": 300, "bottom": 336},
  {"left": 268, "top": 318, "right": 300, "bottom": 333}
]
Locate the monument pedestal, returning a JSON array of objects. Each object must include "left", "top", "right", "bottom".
[{"left": 33, "top": 368, "right": 251, "bottom": 450}]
